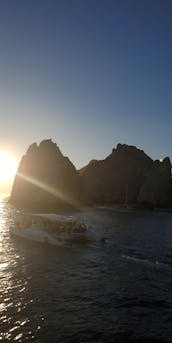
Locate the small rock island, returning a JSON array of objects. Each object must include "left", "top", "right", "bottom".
[{"left": 10, "top": 139, "right": 172, "bottom": 211}]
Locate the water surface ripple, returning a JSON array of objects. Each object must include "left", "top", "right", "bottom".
[{"left": 1, "top": 203, "right": 172, "bottom": 342}]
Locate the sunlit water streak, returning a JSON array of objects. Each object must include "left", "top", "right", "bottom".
[{"left": 1, "top": 202, "right": 172, "bottom": 342}]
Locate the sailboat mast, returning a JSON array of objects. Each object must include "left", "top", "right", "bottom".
[{"left": 124, "top": 184, "right": 128, "bottom": 206}]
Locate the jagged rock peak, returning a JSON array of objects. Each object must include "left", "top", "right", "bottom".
[
  {"left": 10, "top": 138, "right": 81, "bottom": 210},
  {"left": 112, "top": 143, "right": 144, "bottom": 154},
  {"left": 138, "top": 155, "right": 172, "bottom": 206},
  {"left": 26, "top": 142, "right": 38, "bottom": 155},
  {"left": 39, "top": 139, "right": 56, "bottom": 150},
  {"left": 26, "top": 139, "right": 63, "bottom": 157},
  {"left": 153, "top": 157, "right": 171, "bottom": 169},
  {"left": 162, "top": 157, "right": 171, "bottom": 167},
  {"left": 39, "top": 139, "right": 63, "bottom": 156}
]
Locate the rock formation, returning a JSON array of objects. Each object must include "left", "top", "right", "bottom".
[
  {"left": 138, "top": 157, "right": 172, "bottom": 207},
  {"left": 10, "top": 139, "right": 81, "bottom": 211},
  {"left": 79, "top": 144, "right": 153, "bottom": 205},
  {"left": 10, "top": 140, "right": 172, "bottom": 210}
]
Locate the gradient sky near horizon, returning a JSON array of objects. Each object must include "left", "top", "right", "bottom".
[{"left": 0, "top": 0, "right": 171, "bottom": 177}]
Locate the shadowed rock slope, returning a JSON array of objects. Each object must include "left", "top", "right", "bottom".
[
  {"left": 79, "top": 144, "right": 153, "bottom": 205},
  {"left": 138, "top": 157, "right": 172, "bottom": 207},
  {"left": 10, "top": 139, "right": 81, "bottom": 211}
]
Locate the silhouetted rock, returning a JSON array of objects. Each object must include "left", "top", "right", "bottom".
[
  {"left": 10, "top": 139, "right": 81, "bottom": 211},
  {"left": 10, "top": 140, "right": 172, "bottom": 211},
  {"left": 79, "top": 144, "right": 153, "bottom": 205},
  {"left": 138, "top": 157, "right": 172, "bottom": 207}
]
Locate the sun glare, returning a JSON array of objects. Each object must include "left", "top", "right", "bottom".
[{"left": 0, "top": 151, "right": 18, "bottom": 184}]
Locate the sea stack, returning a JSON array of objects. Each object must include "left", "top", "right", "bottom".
[
  {"left": 79, "top": 144, "right": 153, "bottom": 205},
  {"left": 10, "top": 139, "right": 81, "bottom": 211},
  {"left": 10, "top": 140, "right": 172, "bottom": 210},
  {"left": 138, "top": 157, "right": 172, "bottom": 207}
]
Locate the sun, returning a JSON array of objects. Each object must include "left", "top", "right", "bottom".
[{"left": 0, "top": 151, "right": 18, "bottom": 184}]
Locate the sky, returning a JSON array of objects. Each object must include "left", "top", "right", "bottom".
[{"left": 0, "top": 0, "right": 171, "bottom": 181}]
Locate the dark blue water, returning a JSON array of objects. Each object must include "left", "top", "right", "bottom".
[{"left": 1, "top": 202, "right": 172, "bottom": 342}]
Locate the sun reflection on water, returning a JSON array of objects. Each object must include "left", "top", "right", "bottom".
[
  {"left": 0, "top": 200, "right": 43, "bottom": 342},
  {"left": 0, "top": 200, "right": 9, "bottom": 265}
]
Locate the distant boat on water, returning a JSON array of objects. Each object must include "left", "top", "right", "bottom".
[{"left": 9, "top": 213, "right": 105, "bottom": 246}]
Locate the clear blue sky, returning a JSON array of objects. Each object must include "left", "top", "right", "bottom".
[{"left": 0, "top": 0, "right": 171, "bottom": 168}]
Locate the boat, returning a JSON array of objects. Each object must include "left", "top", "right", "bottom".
[{"left": 9, "top": 213, "right": 104, "bottom": 246}]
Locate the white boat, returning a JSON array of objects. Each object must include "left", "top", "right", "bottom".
[{"left": 9, "top": 213, "right": 104, "bottom": 246}]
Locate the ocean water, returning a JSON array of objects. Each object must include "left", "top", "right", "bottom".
[{"left": 1, "top": 202, "right": 172, "bottom": 342}]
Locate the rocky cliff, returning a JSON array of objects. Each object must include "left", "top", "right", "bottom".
[
  {"left": 138, "top": 157, "right": 172, "bottom": 207},
  {"left": 79, "top": 144, "right": 153, "bottom": 205},
  {"left": 10, "top": 139, "right": 81, "bottom": 210},
  {"left": 10, "top": 141, "right": 172, "bottom": 210}
]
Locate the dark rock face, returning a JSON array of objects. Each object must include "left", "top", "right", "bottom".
[
  {"left": 79, "top": 144, "right": 153, "bottom": 205},
  {"left": 138, "top": 157, "right": 172, "bottom": 207},
  {"left": 10, "top": 139, "right": 81, "bottom": 211},
  {"left": 10, "top": 140, "right": 172, "bottom": 210}
]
